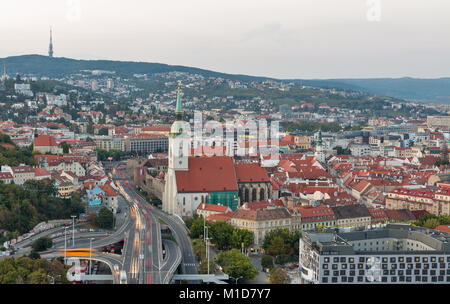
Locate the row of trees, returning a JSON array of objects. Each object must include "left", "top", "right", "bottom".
[
  {"left": 262, "top": 228, "right": 301, "bottom": 259},
  {"left": 96, "top": 149, "right": 124, "bottom": 162},
  {"left": 0, "top": 256, "right": 69, "bottom": 284},
  {"left": 414, "top": 213, "right": 450, "bottom": 229},
  {"left": 186, "top": 215, "right": 253, "bottom": 250}
]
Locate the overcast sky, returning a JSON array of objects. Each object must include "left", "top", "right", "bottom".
[{"left": 0, "top": 0, "right": 449, "bottom": 79}]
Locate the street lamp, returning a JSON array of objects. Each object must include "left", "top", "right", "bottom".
[
  {"left": 89, "top": 238, "right": 95, "bottom": 277},
  {"left": 71, "top": 215, "right": 77, "bottom": 246},
  {"left": 205, "top": 226, "right": 210, "bottom": 275},
  {"left": 64, "top": 227, "right": 68, "bottom": 264},
  {"left": 232, "top": 276, "right": 243, "bottom": 284}
]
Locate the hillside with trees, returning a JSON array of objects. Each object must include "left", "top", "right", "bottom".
[{"left": 0, "top": 180, "right": 85, "bottom": 242}]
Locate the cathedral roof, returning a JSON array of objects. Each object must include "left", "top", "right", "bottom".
[
  {"left": 175, "top": 156, "right": 238, "bottom": 193},
  {"left": 234, "top": 163, "right": 270, "bottom": 183}
]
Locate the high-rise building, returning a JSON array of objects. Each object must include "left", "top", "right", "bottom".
[{"left": 48, "top": 28, "right": 54, "bottom": 58}]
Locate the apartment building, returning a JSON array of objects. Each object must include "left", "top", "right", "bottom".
[
  {"left": 94, "top": 136, "right": 125, "bottom": 152},
  {"left": 230, "top": 206, "right": 294, "bottom": 245},
  {"left": 300, "top": 224, "right": 450, "bottom": 284},
  {"left": 386, "top": 187, "right": 450, "bottom": 216}
]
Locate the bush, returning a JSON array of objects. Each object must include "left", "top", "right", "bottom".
[
  {"left": 275, "top": 254, "right": 293, "bottom": 266},
  {"left": 29, "top": 250, "right": 41, "bottom": 259},
  {"left": 269, "top": 268, "right": 291, "bottom": 284},
  {"left": 261, "top": 255, "right": 274, "bottom": 270},
  {"left": 32, "top": 237, "right": 53, "bottom": 252}
]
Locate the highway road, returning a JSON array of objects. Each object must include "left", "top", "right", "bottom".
[{"left": 15, "top": 161, "right": 193, "bottom": 284}]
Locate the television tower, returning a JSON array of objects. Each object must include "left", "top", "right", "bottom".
[{"left": 49, "top": 27, "right": 54, "bottom": 58}]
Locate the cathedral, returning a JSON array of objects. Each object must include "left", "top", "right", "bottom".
[{"left": 162, "top": 85, "right": 273, "bottom": 218}]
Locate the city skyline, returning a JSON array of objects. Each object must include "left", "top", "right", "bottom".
[{"left": 0, "top": 0, "right": 450, "bottom": 79}]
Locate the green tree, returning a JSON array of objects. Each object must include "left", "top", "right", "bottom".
[
  {"left": 28, "top": 251, "right": 41, "bottom": 259},
  {"left": 98, "top": 128, "right": 109, "bottom": 136},
  {"left": 189, "top": 216, "right": 209, "bottom": 239},
  {"left": 275, "top": 254, "right": 293, "bottom": 265},
  {"left": 192, "top": 238, "right": 206, "bottom": 260},
  {"left": 59, "top": 142, "right": 71, "bottom": 154},
  {"left": 230, "top": 228, "right": 253, "bottom": 249},
  {"left": 215, "top": 249, "right": 258, "bottom": 282},
  {"left": 32, "top": 237, "right": 53, "bottom": 252},
  {"left": 97, "top": 207, "right": 114, "bottom": 229},
  {"left": 269, "top": 268, "right": 291, "bottom": 284},
  {"left": 209, "top": 221, "right": 234, "bottom": 250},
  {"left": 28, "top": 269, "right": 48, "bottom": 284},
  {"left": 261, "top": 255, "right": 274, "bottom": 270},
  {"left": 263, "top": 228, "right": 301, "bottom": 257},
  {"left": 423, "top": 218, "right": 440, "bottom": 229},
  {"left": 199, "top": 259, "right": 216, "bottom": 274}
]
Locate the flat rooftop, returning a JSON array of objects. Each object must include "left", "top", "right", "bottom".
[{"left": 304, "top": 223, "right": 450, "bottom": 255}]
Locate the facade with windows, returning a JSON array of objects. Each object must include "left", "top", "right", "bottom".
[
  {"left": 128, "top": 136, "right": 168, "bottom": 155},
  {"left": 299, "top": 224, "right": 450, "bottom": 284}
]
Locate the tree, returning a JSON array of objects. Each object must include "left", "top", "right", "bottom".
[
  {"left": 269, "top": 268, "right": 291, "bottom": 284},
  {"left": 199, "top": 259, "right": 216, "bottom": 274},
  {"left": 59, "top": 142, "right": 71, "bottom": 154},
  {"left": 189, "top": 216, "right": 210, "bottom": 239},
  {"left": 28, "top": 251, "right": 41, "bottom": 260},
  {"left": 423, "top": 218, "right": 440, "bottom": 229},
  {"left": 32, "top": 237, "right": 53, "bottom": 252},
  {"left": 98, "top": 128, "right": 109, "bottom": 136},
  {"left": 275, "top": 254, "right": 293, "bottom": 265},
  {"left": 87, "top": 212, "right": 98, "bottom": 228},
  {"left": 28, "top": 269, "right": 48, "bottom": 284},
  {"left": 261, "top": 255, "right": 274, "bottom": 270},
  {"left": 230, "top": 228, "right": 253, "bottom": 249},
  {"left": 215, "top": 249, "right": 258, "bottom": 282},
  {"left": 266, "top": 236, "right": 290, "bottom": 257},
  {"left": 263, "top": 228, "right": 301, "bottom": 257},
  {"left": 97, "top": 207, "right": 114, "bottom": 229},
  {"left": 192, "top": 238, "right": 206, "bottom": 260},
  {"left": 209, "top": 221, "right": 234, "bottom": 250}
]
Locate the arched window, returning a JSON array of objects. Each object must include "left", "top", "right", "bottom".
[
  {"left": 244, "top": 188, "right": 249, "bottom": 203},
  {"left": 260, "top": 188, "right": 265, "bottom": 201},
  {"left": 252, "top": 188, "right": 257, "bottom": 202}
]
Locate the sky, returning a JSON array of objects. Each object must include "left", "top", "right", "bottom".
[{"left": 0, "top": 0, "right": 449, "bottom": 79}]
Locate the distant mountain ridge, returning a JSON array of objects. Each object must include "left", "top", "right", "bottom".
[
  {"left": 302, "top": 78, "right": 450, "bottom": 103},
  {"left": 2, "top": 54, "right": 450, "bottom": 103}
]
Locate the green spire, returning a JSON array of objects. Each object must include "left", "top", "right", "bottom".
[{"left": 175, "top": 82, "right": 182, "bottom": 120}]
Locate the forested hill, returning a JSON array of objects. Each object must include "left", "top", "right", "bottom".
[{"left": 0, "top": 54, "right": 272, "bottom": 81}]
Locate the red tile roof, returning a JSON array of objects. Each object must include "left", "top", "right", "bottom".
[
  {"left": 0, "top": 172, "right": 13, "bottom": 179},
  {"left": 206, "top": 213, "right": 232, "bottom": 223},
  {"left": 34, "top": 134, "right": 58, "bottom": 147},
  {"left": 384, "top": 209, "right": 416, "bottom": 221},
  {"left": 100, "top": 183, "right": 118, "bottom": 197},
  {"left": 34, "top": 168, "right": 51, "bottom": 177},
  {"left": 234, "top": 163, "right": 269, "bottom": 183},
  {"left": 291, "top": 205, "right": 335, "bottom": 222},
  {"left": 176, "top": 156, "right": 238, "bottom": 192},
  {"left": 197, "top": 203, "right": 230, "bottom": 213},
  {"left": 435, "top": 224, "right": 450, "bottom": 234}
]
